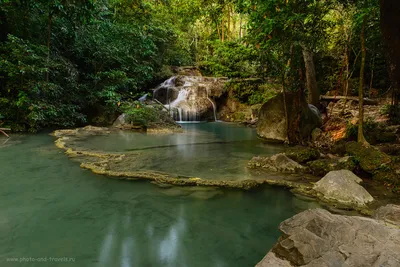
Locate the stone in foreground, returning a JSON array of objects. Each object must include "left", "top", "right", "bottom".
[
  {"left": 256, "top": 208, "right": 400, "bottom": 267},
  {"left": 374, "top": 204, "right": 400, "bottom": 228},
  {"left": 313, "top": 170, "right": 374, "bottom": 207}
]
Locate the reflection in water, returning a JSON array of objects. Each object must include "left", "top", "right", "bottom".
[
  {"left": 0, "top": 130, "right": 310, "bottom": 267},
  {"left": 121, "top": 237, "right": 134, "bottom": 267},
  {"left": 77, "top": 123, "right": 284, "bottom": 181},
  {"left": 158, "top": 205, "right": 187, "bottom": 267},
  {"left": 98, "top": 221, "right": 116, "bottom": 267}
]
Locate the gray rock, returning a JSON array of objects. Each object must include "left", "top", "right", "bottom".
[
  {"left": 113, "top": 113, "right": 127, "bottom": 127},
  {"left": 374, "top": 204, "right": 400, "bottom": 228},
  {"left": 248, "top": 153, "right": 307, "bottom": 173},
  {"left": 313, "top": 170, "right": 374, "bottom": 207},
  {"left": 257, "top": 92, "right": 322, "bottom": 143},
  {"left": 256, "top": 209, "right": 400, "bottom": 267},
  {"left": 256, "top": 252, "right": 293, "bottom": 267}
]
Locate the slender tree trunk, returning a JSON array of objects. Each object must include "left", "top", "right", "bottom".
[
  {"left": 216, "top": 21, "right": 221, "bottom": 40},
  {"left": 282, "top": 45, "right": 294, "bottom": 144},
  {"left": 239, "top": 14, "right": 242, "bottom": 38},
  {"left": 380, "top": 0, "right": 400, "bottom": 108},
  {"left": 358, "top": 16, "right": 369, "bottom": 145},
  {"left": 302, "top": 46, "right": 320, "bottom": 107},
  {"left": 342, "top": 42, "right": 350, "bottom": 112},
  {"left": 46, "top": 11, "right": 53, "bottom": 82},
  {"left": 221, "top": 13, "right": 225, "bottom": 42},
  {"left": 227, "top": 6, "right": 231, "bottom": 40},
  {"left": 232, "top": 11, "right": 236, "bottom": 38}
]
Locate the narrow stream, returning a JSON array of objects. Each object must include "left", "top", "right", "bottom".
[{"left": 0, "top": 125, "right": 317, "bottom": 267}]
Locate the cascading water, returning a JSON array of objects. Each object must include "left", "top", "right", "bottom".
[
  {"left": 206, "top": 88, "right": 217, "bottom": 121},
  {"left": 153, "top": 76, "right": 226, "bottom": 122}
]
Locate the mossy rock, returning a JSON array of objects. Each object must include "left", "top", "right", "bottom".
[
  {"left": 307, "top": 157, "right": 357, "bottom": 176},
  {"left": 330, "top": 140, "right": 347, "bottom": 156},
  {"left": 345, "top": 141, "right": 392, "bottom": 173},
  {"left": 285, "top": 146, "right": 320, "bottom": 163},
  {"left": 373, "top": 162, "right": 400, "bottom": 193}
]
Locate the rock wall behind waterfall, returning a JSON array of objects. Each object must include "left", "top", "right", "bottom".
[{"left": 153, "top": 76, "right": 227, "bottom": 122}]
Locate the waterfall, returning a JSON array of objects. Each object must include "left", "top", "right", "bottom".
[
  {"left": 153, "top": 76, "right": 226, "bottom": 122},
  {"left": 206, "top": 88, "right": 217, "bottom": 122}
]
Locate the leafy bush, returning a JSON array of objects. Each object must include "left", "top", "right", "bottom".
[
  {"left": 0, "top": 35, "right": 86, "bottom": 131},
  {"left": 198, "top": 40, "right": 259, "bottom": 78},
  {"left": 226, "top": 79, "right": 279, "bottom": 105},
  {"left": 121, "top": 102, "right": 160, "bottom": 127}
]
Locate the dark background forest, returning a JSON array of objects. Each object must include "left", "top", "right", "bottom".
[{"left": 0, "top": 0, "right": 399, "bottom": 132}]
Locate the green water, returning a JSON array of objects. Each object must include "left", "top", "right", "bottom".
[
  {"left": 77, "top": 123, "right": 285, "bottom": 180},
  {"left": 0, "top": 125, "right": 315, "bottom": 267}
]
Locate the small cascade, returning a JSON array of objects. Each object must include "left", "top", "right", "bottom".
[
  {"left": 206, "top": 88, "right": 217, "bottom": 122},
  {"left": 152, "top": 75, "right": 226, "bottom": 122}
]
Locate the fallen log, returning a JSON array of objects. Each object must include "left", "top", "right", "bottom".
[
  {"left": 0, "top": 129, "right": 9, "bottom": 138},
  {"left": 153, "top": 99, "right": 170, "bottom": 112},
  {"left": 320, "top": 96, "right": 378, "bottom": 105}
]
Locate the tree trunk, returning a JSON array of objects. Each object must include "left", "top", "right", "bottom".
[
  {"left": 221, "top": 13, "right": 225, "bottom": 42},
  {"left": 239, "top": 14, "right": 242, "bottom": 38},
  {"left": 232, "top": 11, "right": 236, "bottom": 38},
  {"left": 282, "top": 45, "right": 294, "bottom": 144},
  {"left": 227, "top": 6, "right": 231, "bottom": 40},
  {"left": 216, "top": 21, "right": 221, "bottom": 40},
  {"left": 380, "top": 0, "right": 400, "bottom": 107},
  {"left": 342, "top": 42, "right": 350, "bottom": 113},
  {"left": 358, "top": 15, "right": 369, "bottom": 146},
  {"left": 0, "top": 8, "right": 8, "bottom": 42},
  {"left": 302, "top": 47, "right": 320, "bottom": 107},
  {"left": 46, "top": 11, "right": 53, "bottom": 82}
]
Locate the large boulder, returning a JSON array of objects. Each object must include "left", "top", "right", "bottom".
[
  {"left": 256, "top": 209, "right": 400, "bottom": 267},
  {"left": 313, "top": 170, "right": 374, "bottom": 207},
  {"left": 248, "top": 153, "right": 307, "bottom": 173},
  {"left": 257, "top": 92, "right": 322, "bottom": 143}
]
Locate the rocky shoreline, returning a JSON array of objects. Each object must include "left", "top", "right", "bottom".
[{"left": 256, "top": 206, "right": 400, "bottom": 267}]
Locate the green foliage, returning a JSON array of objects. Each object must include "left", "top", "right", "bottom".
[
  {"left": 0, "top": 0, "right": 183, "bottom": 131},
  {"left": 226, "top": 79, "right": 279, "bottom": 105},
  {"left": 121, "top": 102, "right": 159, "bottom": 127},
  {"left": 0, "top": 35, "right": 85, "bottom": 131},
  {"left": 199, "top": 40, "right": 258, "bottom": 78},
  {"left": 120, "top": 101, "right": 176, "bottom": 127}
]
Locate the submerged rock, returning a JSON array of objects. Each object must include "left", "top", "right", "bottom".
[
  {"left": 248, "top": 153, "right": 307, "bottom": 173},
  {"left": 256, "top": 208, "right": 400, "bottom": 267},
  {"left": 313, "top": 170, "right": 374, "bottom": 208},
  {"left": 257, "top": 92, "right": 322, "bottom": 143}
]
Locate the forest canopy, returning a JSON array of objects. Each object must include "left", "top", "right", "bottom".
[{"left": 0, "top": 0, "right": 398, "bottom": 131}]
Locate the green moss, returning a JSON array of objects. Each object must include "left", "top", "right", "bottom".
[
  {"left": 307, "top": 157, "right": 357, "bottom": 176},
  {"left": 345, "top": 141, "right": 392, "bottom": 173},
  {"left": 285, "top": 146, "right": 320, "bottom": 163}
]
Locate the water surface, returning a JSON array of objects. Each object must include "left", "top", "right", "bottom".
[
  {"left": 77, "top": 123, "right": 284, "bottom": 180},
  {"left": 0, "top": 127, "right": 315, "bottom": 267}
]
